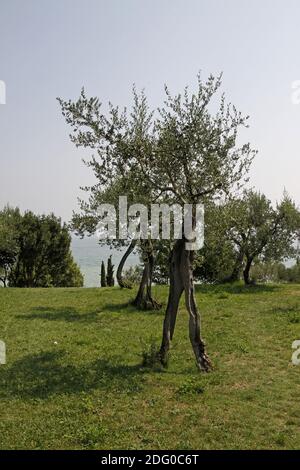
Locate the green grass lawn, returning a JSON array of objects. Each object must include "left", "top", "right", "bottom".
[{"left": 1, "top": 283, "right": 300, "bottom": 449}]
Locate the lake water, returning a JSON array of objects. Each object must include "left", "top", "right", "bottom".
[
  {"left": 71, "top": 237, "right": 140, "bottom": 287},
  {"left": 71, "top": 237, "right": 296, "bottom": 287}
]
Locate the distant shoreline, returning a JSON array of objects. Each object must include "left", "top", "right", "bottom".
[{"left": 71, "top": 236, "right": 140, "bottom": 287}]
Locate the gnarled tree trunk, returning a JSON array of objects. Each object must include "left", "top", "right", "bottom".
[
  {"left": 116, "top": 240, "right": 137, "bottom": 289},
  {"left": 132, "top": 240, "right": 161, "bottom": 310},
  {"left": 243, "top": 256, "right": 253, "bottom": 285},
  {"left": 226, "top": 248, "right": 244, "bottom": 282},
  {"left": 159, "top": 239, "right": 212, "bottom": 371}
]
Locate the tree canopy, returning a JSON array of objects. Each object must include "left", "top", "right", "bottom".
[
  {"left": 0, "top": 208, "right": 83, "bottom": 288},
  {"left": 220, "top": 190, "right": 300, "bottom": 284},
  {"left": 58, "top": 73, "right": 257, "bottom": 370}
]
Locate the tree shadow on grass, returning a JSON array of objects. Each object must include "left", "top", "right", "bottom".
[
  {"left": 16, "top": 307, "right": 106, "bottom": 323},
  {"left": 16, "top": 301, "right": 164, "bottom": 324},
  {"left": 195, "top": 283, "right": 280, "bottom": 295},
  {"left": 102, "top": 302, "right": 164, "bottom": 315},
  {"left": 101, "top": 302, "right": 135, "bottom": 313},
  {"left": 0, "top": 350, "right": 145, "bottom": 400}
]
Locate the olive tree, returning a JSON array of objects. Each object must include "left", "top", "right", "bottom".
[
  {"left": 58, "top": 92, "right": 162, "bottom": 308},
  {"left": 147, "top": 74, "right": 256, "bottom": 370},
  {"left": 222, "top": 190, "right": 300, "bottom": 285},
  {"left": 58, "top": 74, "right": 255, "bottom": 370}
]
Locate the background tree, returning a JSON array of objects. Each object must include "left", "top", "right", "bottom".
[
  {"left": 122, "top": 264, "right": 143, "bottom": 285},
  {"left": 8, "top": 211, "right": 83, "bottom": 287},
  {"left": 282, "top": 259, "right": 300, "bottom": 282},
  {"left": 250, "top": 261, "right": 287, "bottom": 283},
  {"left": 59, "top": 91, "right": 163, "bottom": 309},
  {"left": 152, "top": 239, "right": 172, "bottom": 285},
  {"left": 222, "top": 190, "right": 300, "bottom": 285},
  {"left": 116, "top": 240, "right": 137, "bottom": 289},
  {"left": 0, "top": 206, "right": 20, "bottom": 287},
  {"left": 194, "top": 202, "right": 238, "bottom": 283},
  {"left": 131, "top": 239, "right": 161, "bottom": 309},
  {"left": 71, "top": 192, "right": 135, "bottom": 290},
  {"left": 100, "top": 261, "right": 106, "bottom": 287},
  {"left": 106, "top": 255, "right": 115, "bottom": 286},
  {"left": 70, "top": 175, "right": 161, "bottom": 306}
]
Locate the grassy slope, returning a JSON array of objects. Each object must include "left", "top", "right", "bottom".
[{"left": 0, "top": 283, "right": 300, "bottom": 450}]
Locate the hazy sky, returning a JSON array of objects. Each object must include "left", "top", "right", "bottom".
[{"left": 1, "top": 0, "right": 300, "bottom": 222}]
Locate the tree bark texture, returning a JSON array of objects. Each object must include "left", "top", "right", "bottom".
[
  {"left": 116, "top": 240, "right": 137, "bottom": 289},
  {"left": 159, "top": 239, "right": 212, "bottom": 371},
  {"left": 132, "top": 241, "right": 161, "bottom": 310}
]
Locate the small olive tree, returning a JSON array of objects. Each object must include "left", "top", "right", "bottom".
[
  {"left": 58, "top": 92, "right": 162, "bottom": 308},
  {"left": 222, "top": 190, "right": 300, "bottom": 285}
]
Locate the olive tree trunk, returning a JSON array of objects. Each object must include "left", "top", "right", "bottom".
[
  {"left": 226, "top": 248, "right": 244, "bottom": 282},
  {"left": 132, "top": 241, "right": 161, "bottom": 310},
  {"left": 116, "top": 240, "right": 137, "bottom": 289},
  {"left": 243, "top": 257, "right": 253, "bottom": 285},
  {"left": 159, "top": 239, "right": 212, "bottom": 371}
]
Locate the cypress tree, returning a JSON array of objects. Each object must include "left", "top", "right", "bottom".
[
  {"left": 100, "top": 260, "right": 106, "bottom": 287},
  {"left": 106, "top": 255, "right": 115, "bottom": 286}
]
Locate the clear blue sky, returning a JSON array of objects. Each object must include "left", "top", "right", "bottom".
[{"left": 1, "top": 0, "right": 300, "bottom": 222}]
